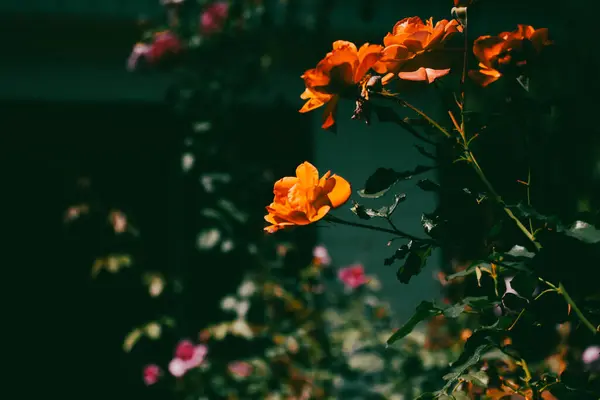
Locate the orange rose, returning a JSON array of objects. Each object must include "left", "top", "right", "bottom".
[
  {"left": 299, "top": 40, "right": 383, "bottom": 130},
  {"left": 264, "top": 162, "right": 351, "bottom": 233},
  {"left": 373, "top": 17, "right": 462, "bottom": 83},
  {"left": 469, "top": 24, "right": 551, "bottom": 87}
]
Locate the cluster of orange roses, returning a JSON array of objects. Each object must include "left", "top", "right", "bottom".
[
  {"left": 300, "top": 16, "right": 463, "bottom": 130},
  {"left": 264, "top": 11, "right": 551, "bottom": 234}
]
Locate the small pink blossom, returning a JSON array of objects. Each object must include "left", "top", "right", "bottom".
[
  {"left": 200, "top": 1, "right": 229, "bottom": 35},
  {"left": 147, "top": 31, "right": 182, "bottom": 62},
  {"left": 312, "top": 245, "right": 331, "bottom": 266},
  {"left": 109, "top": 210, "right": 127, "bottom": 233},
  {"left": 338, "top": 264, "right": 368, "bottom": 289},
  {"left": 127, "top": 31, "right": 182, "bottom": 71},
  {"left": 168, "top": 340, "right": 208, "bottom": 378},
  {"left": 143, "top": 364, "right": 161, "bottom": 386},
  {"left": 582, "top": 345, "right": 600, "bottom": 367},
  {"left": 175, "top": 339, "right": 195, "bottom": 361},
  {"left": 228, "top": 360, "right": 253, "bottom": 378}
]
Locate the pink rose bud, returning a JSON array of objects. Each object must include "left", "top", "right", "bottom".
[
  {"left": 338, "top": 264, "right": 368, "bottom": 289},
  {"left": 143, "top": 364, "right": 161, "bottom": 386}
]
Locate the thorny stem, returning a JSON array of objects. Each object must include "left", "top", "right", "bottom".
[
  {"left": 526, "top": 168, "right": 534, "bottom": 234},
  {"left": 374, "top": 91, "right": 454, "bottom": 139},
  {"left": 559, "top": 283, "right": 598, "bottom": 335},
  {"left": 467, "top": 150, "right": 541, "bottom": 250},
  {"left": 324, "top": 214, "right": 428, "bottom": 243}
]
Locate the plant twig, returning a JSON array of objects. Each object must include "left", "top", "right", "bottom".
[
  {"left": 324, "top": 214, "right": 429, "bottom": 242},
  {"left": 558, "top": 283, "right": 598, "bottom": 335}
]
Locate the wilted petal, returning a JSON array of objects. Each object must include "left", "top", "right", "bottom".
[{"left": 398, "top": 67, "right": 451, "bottom": 83}]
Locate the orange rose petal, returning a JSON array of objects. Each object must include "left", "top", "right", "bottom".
[
  {"left": 308, "top": 205, "right": 331, "bottom": 223},
  {"left": 296, "top": 162, "right": 320, "bottom": 188},
  {"left": 381, "top": 72, "right": 396, "bottom": 85},
  {"left": 468, "top": 69, "right": 501, "bottom": 87},
  {"left": 299, "top": 96, "right": 327, "bottom": 113},
  {"left": 398, "top": 67, "right": 451, "bottom": 83},
  {"left": 332, "top": 40, "right": 358, "bottom": 52},
  {"left": 321, "top": 94, "right": 339, "bottom": 130},
  {"left": 273, "top": 177, "right": 298, "bottom": 198},
  {"left": 473, "top": 35, "right": 505, "bottom": 67},
  {"left": 354, "top": 44, "right": 383, "bottom": 82},
  {"left": 324, "top": 174, "right": 352, "bottom": 208}
]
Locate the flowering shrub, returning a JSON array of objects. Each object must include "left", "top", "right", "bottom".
[
  {"left": 260, "top": 1, "right": 600, "bottom": 399},
  {"left": 114, "top": 1, "right": 599, "bottom": 399},
  {"left": 135, "top": 243, "right": 473, "bottom": 399}
]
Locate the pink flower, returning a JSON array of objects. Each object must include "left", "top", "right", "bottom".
[
  {"left": 109, "top": 210, "right": 127, "bottom": 234},
  {"left": 338, "top": 264, "right": 368, "bottom": 289},
  {"left": 582, "top": 345, "right": 600, "bottom": 368},
  {"left": 127, "top": 31, "right": 182, "bottom": 71},
  {"left": 168, "top": 340, "right": 208, "bottom": 378},
  {"left": 228, "top": 361, "right": 253, "bottom": 378},
  {"left": 312, "top": 245, "right": 331, "bottom": 266},
  {"left": 147, "top": 31, "right": 182, "bottom": 62},
  {"left": 175, "top": 339, "right": 195, "bottom": 361},
  {"left": 200, "top": 1, "right": 229, "bottom": 35},
  {"left": 143, "top": 364, "right": 161, "bottom": 386},
  {"left": 127, "top": 43, "right": 151, "bottom": 71}
]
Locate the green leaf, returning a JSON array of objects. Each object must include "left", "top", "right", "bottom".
[
  {"left": 449, "top": 392, "right": 472, "bottom": 400},
  {"left": 415, "top": 144, "right": 437, "bottom": 160},
  {"left": 359, "top": 166, "right": 435, "bottom": 198},
  {"left": 384, "top": 243, "right": 411, "bottom": 266},
  {"left": 387, "top": 301, "right": 442, "bottom": 345},
  {"left": 446, "top": 261, "right": 488, "bottom": 281},
  {"left": 441, "top": 344, "right": 491, "bottom": 392},
  {"left": 359, "top": 167, "right": 399, "bottom": 198},
  {"left": 502, "top": 292, "right": 528, "bottom": 312},
  {"left": 373, "top": 105, "right": 430, "bottom": 138},
  {"left": 416, "top": 178, "right": 441, "bottom": 192},
  {"left": 564, "top": 220, "right": 600, "bottom": 244},
  {"left": 508, "top": 272, "right": 538, "bottom": 298},
  {"left": 442, "top": 296, "right": 496, "bottom": 319},
  {"left": 508, "top": 203, "right": 563, "bottom": 229},
  {"left": 350, "top": 194, "right": 406, "bottom": 220},
  {"left": 396, "top": 242, "right": 433, "bottom": 284},
  {"left": 459, "top": 371, "right": 489, "bottom": 388}
]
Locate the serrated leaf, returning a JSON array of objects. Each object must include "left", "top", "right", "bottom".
[
  {"left": 459, "top": 371, "right": 489, "bottom": 388},
  {"left": 387, "top": 301, "right": 442, "bottom": 345},
  {"left": 506, "top": 245, "right": 536, "bottom": 259},
  {"left": 508, "top": 203, "right": 563, "bottom": 229},
  {"left": 415, "top": 144, "right": 437, "bottom": 160},
  {"left": 508, "top": 272, "right": 538, "bottom": 298},
  {"left": 441, "top": 344, "right": 491, "bottom": 392},
  {"left": 396, "top": 242, "right": 433, "bottom": 284},
  {"left": 450, "top": 392, "right": 471, "bottom": 400},
  {"left": 350, "top": 194, "right": 406, "bottom": 220},
  {"left": 417, "top": 178, "right": 441, "bottom": 192},
  {"left": 384, "top": 243, "right": 411, "bottom": 266},
  {"left": 442, "top": 296, "right": 495, "bottom": 318},
  {"left": 359, "top": 166, "right": 435, "bottom": 198},
  {"left": 359, "top": 167, "right": 399, "bottom": 198},
  {"left": 565, "top": 220, "right": 600, "bottom": 244}
]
